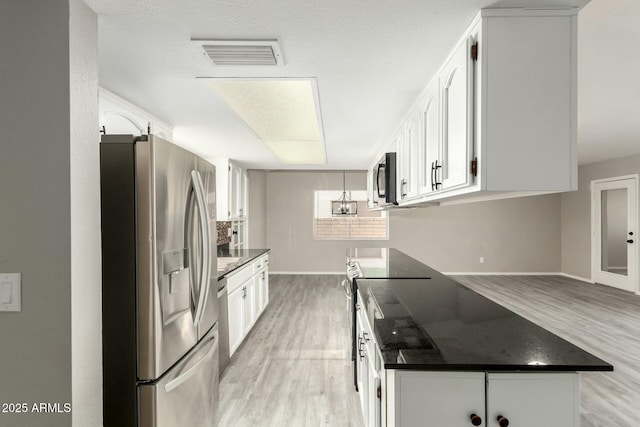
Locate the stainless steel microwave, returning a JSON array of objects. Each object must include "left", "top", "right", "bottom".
[{"left": 372, "top": 152, "right": 397, "bottom": 207}]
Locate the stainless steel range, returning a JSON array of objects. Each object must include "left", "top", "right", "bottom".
[{"left": 345, "top": 248, "right": 388, "bottom": 390}]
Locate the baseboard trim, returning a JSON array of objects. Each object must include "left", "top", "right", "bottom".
[
  {"left": 558, "top": 272, "right": 595, "bottom": 284},
  {"left": 443, "top": 272, "right": 562, "bottom": 276},
  {"left": 270, "top": 271, "right": 345, "bottom": 275}
]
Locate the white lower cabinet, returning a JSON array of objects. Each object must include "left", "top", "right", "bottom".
[
  {"left": 383, "top": 370, "right": 579, "bottom": 427},
  {"left": 389, "top": 371, "right": 485, "bottom": 427},
  {"left": 356, "top": 290, "right": 383, "bottom": 427},
  {"left": 367, "top": 350, "right": 382, "bottom": 427},
  {"left": 226, "top": 254, "right": 270, "bottom": 357},
  {"left": 227, "top": 284, "right": 245, "bottom": 356},
  {"left": 487, "top": 373, "right": 579, "bottom": 427},
  {"left": 258, "top": 268, "right": 269, "bottom": 313},
  {"left": 243, "top": 277, "right": 256, "bottom": 336}
]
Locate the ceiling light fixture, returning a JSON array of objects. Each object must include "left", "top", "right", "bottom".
[
  {"left": 332, "top": 171, "right": 357, "bottom": 216},
  {"left": 206, "top": 79, "right": 327, "bottom": 164}
]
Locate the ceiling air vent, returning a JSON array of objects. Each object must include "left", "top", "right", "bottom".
[{"left": 193, "top": 39, "right": 283, "bottom": 66}]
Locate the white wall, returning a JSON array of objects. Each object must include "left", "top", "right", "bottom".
[{"left": 70, "top": 0, "right": 102, "bottom": 425}]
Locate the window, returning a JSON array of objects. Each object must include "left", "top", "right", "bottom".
[{"left": 313, "top": 190, "right": 388, "bottom": 240}]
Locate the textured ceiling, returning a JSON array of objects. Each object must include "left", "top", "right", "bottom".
[{"left": 85, "top": 0, "right": 637, "bottom": 170}]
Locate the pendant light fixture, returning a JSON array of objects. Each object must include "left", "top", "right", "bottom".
[{"left": 332, "top": 170, "right": 358, "bottom": 216}]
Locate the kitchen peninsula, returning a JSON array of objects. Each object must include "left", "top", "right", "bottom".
[{"left": 347, "top": 248, "right": 613, "bottom": 427}]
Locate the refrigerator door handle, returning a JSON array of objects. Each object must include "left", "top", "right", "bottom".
[
  {"left": 191, "top": 170, "right": 212, "bottom": 327},
  {"left": 163, "top": 334, "right": 216, "bottom": 393},
  {"left": 186, "top": 180, "right": 198, "bottom": 314}
]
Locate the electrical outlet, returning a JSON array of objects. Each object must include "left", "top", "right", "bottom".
[{"left": 479, "top": 257, "right": 484, "bottom": 264}]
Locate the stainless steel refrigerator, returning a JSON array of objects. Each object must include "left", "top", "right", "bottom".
[{"left": 100, "top": 134, "right": 219, "bottom": 427}]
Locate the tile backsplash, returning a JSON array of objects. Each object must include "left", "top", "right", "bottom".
[{"left": 217, "top": 221, "right": 232, "bottom": 245}]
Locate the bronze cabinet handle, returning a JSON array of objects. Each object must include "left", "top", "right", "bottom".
[{"left": 469, "top": 413, "right": 482, "bottom": 425}]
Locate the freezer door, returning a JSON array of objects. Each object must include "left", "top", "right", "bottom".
[
  {"left": 137, "top": 136, "right": 215, "bottom": 380},
  {"left": 196, "top": 156, "right": 218, "bottom": 340},
  {"left": 139, "top": 325, "right": 219, "bottom": 427}
]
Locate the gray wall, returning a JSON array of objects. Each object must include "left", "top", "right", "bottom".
[
  {"left": 0, "top": 2, "right": 101, "bottom": 426},
  {"left": 248, "top": 170, "right": 267, "bottom": 248},
  {"left": 266, "top": 171, "right": 369, "bottom": 272},
  {"left": 0, "top": 1, "right": 72, "bottom": 425},
  {"left": 390, "top": 194, "right": 561, "bottom": 273},
  {"left": 265, "top": 170, "right": 562, "bottom": 273},
  {"left": 561, "top": 154, "right": 640, "bottom": 279}
]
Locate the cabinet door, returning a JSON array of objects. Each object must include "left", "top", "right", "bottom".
[
  {"left": 367, "top": 354, "right": 381, "bottom": 427},
  {"left": 240, "top": 169, "right": 247, "bottom": 218},
  {"left": 418, "top": 80, "right": 440, "bottom": 195},
  {"left": 487, "top": 373, "right": 579, "bottom": 427},
  {"left": 399, "top": 114, "right": 419, "bottom": 201},
  {"left": 393, "top": 371, "right": 485, "bottom": 427},
  {"left": 228, "top": 286, "right": 244, "bottom": 356},
  {"left": 229, "top": 162, "right": 243, "bottom": 219},
  {"left": 360, "top": 334, "right": 370, "bottom": 426},
  {"left": 441, "top": 36, "right": 474, "bottom": 190},
  {"left": 260, "top": 268, "right": 269, "bottom": 311},
  {"left": 367, "top": 168, "right": 375, "bottom": 208},
  {"left": 356, "top": 317, "right": 365, "bottom": 404},
  {"left": 243, "top": 278, "right": 256, "bottom": 335},
  {"left": 254, "top": 273, "right": 263, "bottom": 317}
]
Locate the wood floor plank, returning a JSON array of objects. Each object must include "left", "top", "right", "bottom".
[{"left": 219, "top": 273, "right": 639, "bottom": 427}]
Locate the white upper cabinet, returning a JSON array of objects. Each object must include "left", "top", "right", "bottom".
[
  {"left": 398, "top": 112, "right": 419, "bottom": 201},
  {"left": 418, "top": 78, "right": 440, "bottom": 196},
  {"left": 212, "top": 158, "right": 247, "bottom": 222},
  {"left": 478, "top": 11, "right": 576, "bottom": 192},
  {"left": 229, "top": 163, "right": 248, "bottom": 220},
  {"left": 378, "top": 8, "right": 578, "bottom": 207},
  {"left": 440, "top": 34, "right": 475, "bottom": 191}
]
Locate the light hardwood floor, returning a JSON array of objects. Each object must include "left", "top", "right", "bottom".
[
  {"left": 218, "top": 275, "right": 364, "bottom": 427},
  {"left": 219, "top": 274, "right": 640, "bottom": 427}
]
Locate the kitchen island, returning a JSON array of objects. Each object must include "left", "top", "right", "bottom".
[{"left": 348, "top": 248, "right": 612, "bottom": 427}]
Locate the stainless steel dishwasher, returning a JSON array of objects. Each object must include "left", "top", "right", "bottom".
[{"left": 217, "top": 277, "right": 231, "bottom": 375}]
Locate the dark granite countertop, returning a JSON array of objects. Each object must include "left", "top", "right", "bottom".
[
  {"left": 346, "top": 248, "right": 435, "bottom": 279},
  {"left": 216, "top": 248, "right": 270, "bottom": 281},
  {"left": 355, "top": 275, "right": 613, "bottom": 372}
]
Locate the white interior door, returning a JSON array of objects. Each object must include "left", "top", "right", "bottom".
[{"left": 592, "top": 176, "right": 638, "bottom": 292}]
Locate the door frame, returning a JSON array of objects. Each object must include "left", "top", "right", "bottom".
[{"left": 590, "top": 174, "right": 639, "bottom": 294}]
